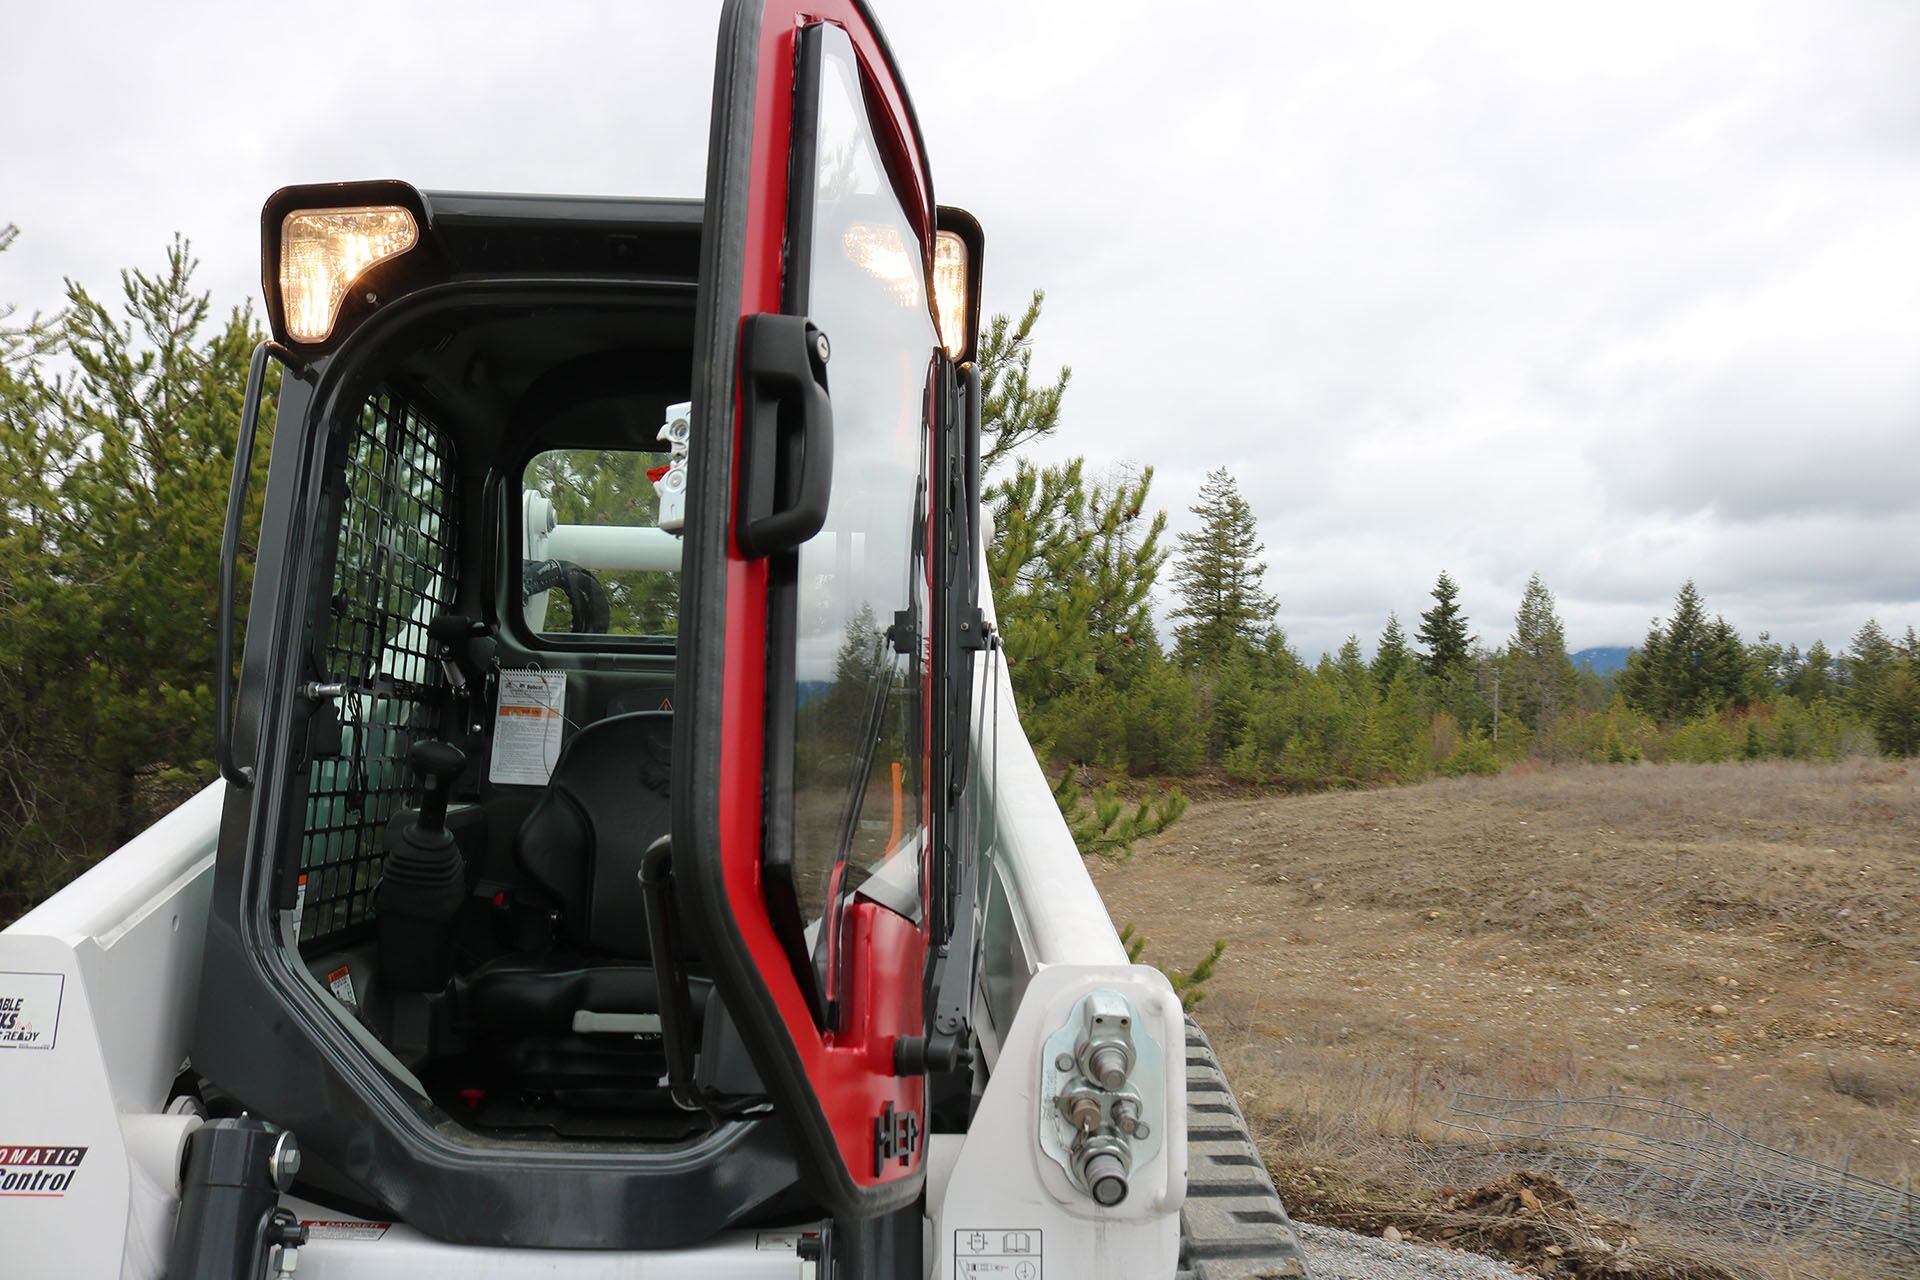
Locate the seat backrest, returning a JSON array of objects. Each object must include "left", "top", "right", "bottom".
[{"left": 515, "top": 710, "right": 671, "bottom": 959}]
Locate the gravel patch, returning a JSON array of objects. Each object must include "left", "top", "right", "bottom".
[{"left": 1297, "top": 1224, "right": 1529, "bottom": 1280}]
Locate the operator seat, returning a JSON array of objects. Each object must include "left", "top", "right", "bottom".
[{"left": 460, "top": 711, "right": 708, "bottom": 1083}]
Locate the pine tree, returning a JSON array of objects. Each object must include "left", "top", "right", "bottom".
[
  {"left": 1, "top": 237, "right": 272, "bottom": 920},
  {"left": 1508, "top": 573, "right": 1576, "bottom": 731},
  {"left": 1332, "top": 635, "right": 1370, "bottom": 700},
  {"left": 1371, "top": 612, "right": 1412, "bottom": 692},
  {"left": 987, "top": 457, "right": 1167, "bottom": 704},
  {"left": 1169, "top": 468, "right": 1276, "bottom": 669},
  {"left": 977, "top": 290, "right": 1071, "bottom": 476},
  {"left": 1787, "top": 640, "right": 1835, "bottom": 702},
  {"left": 1417, "top": 571, "right": 1473, "bottom": 681},
  {"left": 1619, "top": 581, "right": 1752, "bottom": 721},
  {"left": 1844, "top": 619, "right": 1897, "bottom": 720}
]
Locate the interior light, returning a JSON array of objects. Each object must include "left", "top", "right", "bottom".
[
  {"left": 841, "top": 223, "right": 922, "bottom": 311},
  {"left": 280, "top": 206, "right": 419, "bottom": 343},
  {"left": 933, "top": 230, "right": 969, "bottom": 360}
]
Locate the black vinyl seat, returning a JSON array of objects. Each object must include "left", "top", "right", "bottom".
[{"left": 460, "top": 711, "right": 695, "bottom": 1058}]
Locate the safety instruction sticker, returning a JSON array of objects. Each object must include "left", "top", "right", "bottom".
[
  {"left": 489, "top": 670, "right": 567, "bottom": 786},
  {"left": 0, "top": 972, "right": 64, "bottom": 1050},
  {"left": 327, "top": 965, "right": 358, "bottom": 1010},
  {"left": 955, "top": 1229, "right": 1042, "bottom": 1280}
]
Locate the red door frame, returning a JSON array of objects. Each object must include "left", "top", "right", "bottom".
[{"left": 678, "top": 0, "right": 942, "bottom": 1218}]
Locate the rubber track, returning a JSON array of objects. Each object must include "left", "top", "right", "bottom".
[{"left": 1175, "top": 1018, "right": 1311, "bottom": 1279}]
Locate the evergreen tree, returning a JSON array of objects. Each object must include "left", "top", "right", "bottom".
[
  {"left": 1619, "top": 581, "right": 1753, "bottom": 721},
  {"left": 987, "top": 457, "right": 1166, "bottom": 705},
  {"left": 1844, "top": 619, "right": 1897, "bottom": 720},
  {"left": 1169, "top": 467, "right": 1276, "bottom": 669},
  {"left": 1787, "top": 639, "right": 1836, "bottom": 702},
  {"left": 1416, "top": 571, "right": 1473, "bottom": 681},
  {"left": 1874, "top": 667, "right": 1920, "bottom": 757},
  {"left": 977, "top": 290, "right": 1071, "bottom": 476},
  {"left": 1, "top": 237, "right": 272, "bottom": 920},
  {"left": 1371, "top": 612, "right": 1412, "bottom": 693},
  {"left": 1507, "top": 573, "right": 1576, "bottom": 731},
  {"left": 1332, "top": 635, "right": 1370, "bottom": 701}
]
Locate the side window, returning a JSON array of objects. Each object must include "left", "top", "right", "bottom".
[
  {"left": 786, "top": 23, "right": 936, "bottom": 966},
  {"left": 299, "top": 392, "right": 459, "bottom": 944},
  {"left": 520, "top": 447, "right": 680, "bottom": 638}
]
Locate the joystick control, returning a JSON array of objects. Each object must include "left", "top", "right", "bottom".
[{"left": 376, "top": 739, "right": 469, "bottom": 993}]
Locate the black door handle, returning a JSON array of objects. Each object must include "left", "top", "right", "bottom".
[{"left": 736, "top": 314, "right": 833, "bottom": 557}]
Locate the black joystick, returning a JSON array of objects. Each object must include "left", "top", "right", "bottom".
[
  {"left": 409, "top": 739, "right": 465, "bottom": 839},
  {"left": 376, "top": 739, "right": 469, "bottom": 993}
]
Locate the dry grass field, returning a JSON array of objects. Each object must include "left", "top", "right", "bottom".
[{"left": 1090, "top": 760, "right": 1920, "bottom": 1278}]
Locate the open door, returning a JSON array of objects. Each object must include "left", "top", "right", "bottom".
[{"left": 677, "top": 0, "right": 942, "bottom": 1218}]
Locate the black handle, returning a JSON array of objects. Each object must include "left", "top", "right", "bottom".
[
  {"left": 735, "top": 314, "right": 833, "bottom": 557},
  {"left": 408, "top": 740, "right": 467, "bottom": 835},
  {"left": 217, "top": 341, "right": 291, "bottom": 790}
]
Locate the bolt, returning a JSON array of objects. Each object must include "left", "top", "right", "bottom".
[
  {"left": 267, "top": 1130, "right": 302, "bottom": 1191},
  {"left": 813, "top": 332, "right": 831, "bottom": 364},
  {"left": 1112, "top": 1097, "right": 1142, "bottom": 1135},
  {"left": 1055, "top": 1052, "right": 1074, "bottom": 1072}
]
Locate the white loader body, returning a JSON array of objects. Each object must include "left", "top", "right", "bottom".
[{"left": 0, "top": 570, "right": 1186, "bottom": 1279}]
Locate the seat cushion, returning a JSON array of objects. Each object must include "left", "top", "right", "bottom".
[{"left": 461, "top": 953, "right": 709, "bottom": 1037}]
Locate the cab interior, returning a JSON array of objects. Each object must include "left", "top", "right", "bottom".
[{"left": 282, "top": 278, "right": 758, "bottom": 1145}]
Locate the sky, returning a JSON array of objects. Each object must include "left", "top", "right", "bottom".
[{"left": 3, "top": 0, "right": 1916, "bottom": 659}]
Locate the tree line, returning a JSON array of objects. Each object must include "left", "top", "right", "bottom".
[{"left": 980, "top": 296, "right": 1920, "bottom": 813}]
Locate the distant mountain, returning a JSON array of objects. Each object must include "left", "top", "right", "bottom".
[{"left": 1572, "top": 646, "right": 1632, "bottom": 676}]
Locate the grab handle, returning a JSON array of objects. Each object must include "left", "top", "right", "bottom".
[
  {"left": 216, "top": 341, "right": 291, "bottom": 789},
  {"left": 735, "top": 315, "right": 833, "bottom": 557}
]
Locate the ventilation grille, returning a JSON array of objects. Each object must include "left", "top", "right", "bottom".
[{"left": 298, "top": 392, "right": 459, "bottom": 945}]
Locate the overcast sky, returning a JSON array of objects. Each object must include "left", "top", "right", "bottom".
[{"left": 4, "top": 0, "right": 1915, "bottom": 658}]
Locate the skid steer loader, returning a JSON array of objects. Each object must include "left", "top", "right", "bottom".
[{"left": 0, "top": 3, "right": 1308, "bottom": 1276}]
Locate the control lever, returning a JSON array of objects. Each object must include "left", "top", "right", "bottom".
[
  {"left": 376, "top": 739, "right": 469, "bottom": 993},
  {"left": 409, "top": 739, "right": 465, "bottom": 837}
]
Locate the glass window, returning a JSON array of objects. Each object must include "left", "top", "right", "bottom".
[
  {"left": 520, "top": 447, "right": 680, "bottom": 639},
  {"left": 786, "top": 24, "right": 937, "bottom": 984}
]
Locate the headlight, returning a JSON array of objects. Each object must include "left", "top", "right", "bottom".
[
  {"left": 934, "top": 229, "right": 969, "bottom": 361},
  {"left": 279, "top": 206, "right": 419, "bottom": 343}
]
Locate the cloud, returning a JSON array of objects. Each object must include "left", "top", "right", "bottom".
[{"left": 4, "top": 0, "right": 1914, "bottom": 659}]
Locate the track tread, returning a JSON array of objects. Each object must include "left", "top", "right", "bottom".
[{"left": 1174, "top": 1018, "right": 1311, "bottom": 1280}]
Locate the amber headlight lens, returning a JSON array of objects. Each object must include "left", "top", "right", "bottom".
[
  {"left": 934, "top": 229, "right": 969, "bottom": 360},
  {"left": 279, "top": 206, "right": 418, "bottom": 343}
]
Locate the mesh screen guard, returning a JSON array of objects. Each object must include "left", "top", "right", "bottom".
[{"left": 297, "top": 391, "right": 460, "bottom": 944}]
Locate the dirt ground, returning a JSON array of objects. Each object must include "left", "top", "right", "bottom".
[{"left": 1090, "top": 760, "right": 1920, "bottom": 1278}]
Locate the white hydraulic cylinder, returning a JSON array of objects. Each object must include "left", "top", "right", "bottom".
[{"left": 542, "top": 524, "right": 682, "bottom": 573}]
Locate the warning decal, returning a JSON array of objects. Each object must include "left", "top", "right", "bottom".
[
  {"left": 0, "top": 971, "right": 64, "bottom": 1050},
  {"left": 955, "top": 1229, "right": 1042, "bottom": 1280},
  {"left": 488, "top": 670, "right": 567, "bottom": 786}
]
